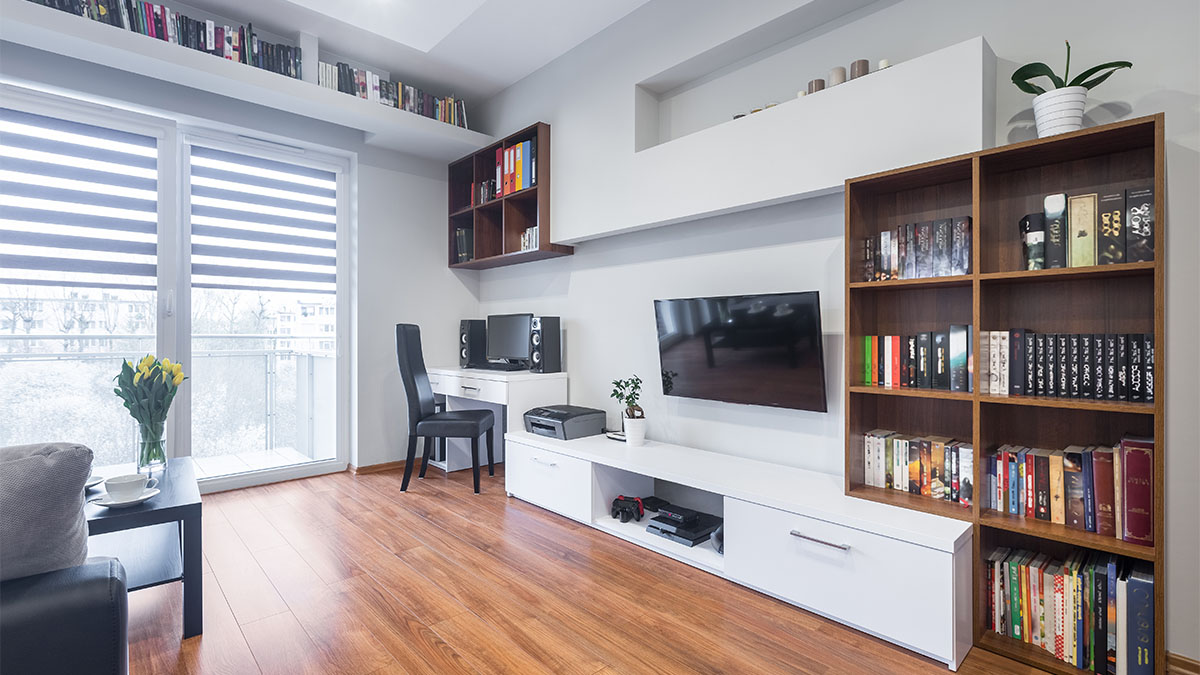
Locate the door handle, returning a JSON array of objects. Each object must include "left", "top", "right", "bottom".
[{"left": 789, "top": 530, "right": 850, "bottom": 551}]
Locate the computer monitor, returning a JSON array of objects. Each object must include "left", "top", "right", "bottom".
[{"left": 486, "top": 313, "right": 533, "bottom": 362}]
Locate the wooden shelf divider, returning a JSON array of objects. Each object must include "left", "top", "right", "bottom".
[{"left": 843, "top": 115, "right": 1167, "bottom": 674}]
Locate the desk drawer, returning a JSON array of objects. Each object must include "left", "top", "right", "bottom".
[
  {"left": 724, "top": 497, "right": 952, "bottom": 661},
  {"left": 505, "top": 442, "right": 591, "bottom": 522},
  {"left": 450, "top": 376, "right": 507, "bottom": 404},
  {"left": 428, "top": 373, "right": 458, "bottom": 397}
]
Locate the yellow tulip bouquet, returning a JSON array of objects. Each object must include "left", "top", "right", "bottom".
[{"left": 114, "top": 355, "right": 187, "bottom": 472}]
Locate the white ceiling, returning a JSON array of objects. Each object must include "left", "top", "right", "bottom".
[{"left": 188, "top": 0, "right": 649, "bottom": 102}]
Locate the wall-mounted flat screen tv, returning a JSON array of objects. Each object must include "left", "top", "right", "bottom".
[{"left": 653, "top": 291, "right": 827, "bottom": 412}]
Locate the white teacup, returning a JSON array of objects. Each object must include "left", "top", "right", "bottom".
[{"left": 105, "top": 474, "right": 157, "bottom": 501}]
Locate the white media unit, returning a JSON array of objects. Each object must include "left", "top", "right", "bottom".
[{"left": 504, "top": 431, "right": 974, "bottom": 670}]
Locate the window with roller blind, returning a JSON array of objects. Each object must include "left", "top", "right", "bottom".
[{"left": 0, "top": 106, "right": 160, "bottom": 466}]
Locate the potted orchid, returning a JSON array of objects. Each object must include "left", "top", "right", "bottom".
[
  {"left": 1012, "top": 41, "right": 1132, "bottom": 138},
  {"left": 114, "top": 355, "right": 187, "bottom": 473}
]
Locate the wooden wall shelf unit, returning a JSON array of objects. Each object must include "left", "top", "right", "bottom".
[
  {"left": 843, "top": 115, "right": 1166, "bottom": 674},
  {"left": 447, "top": 122, "right": 572, "bottom": 270}
]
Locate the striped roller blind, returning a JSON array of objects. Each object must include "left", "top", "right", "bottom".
[
  {"left": 189, "top": 146, "right": 337, "bottom": 294},
  {"left": 0, "top": 107, "right": 158, "bottom": 290}
]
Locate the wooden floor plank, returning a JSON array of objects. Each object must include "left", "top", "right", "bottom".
[{"left": 239, "top": 611, "right": 328, "bottom": 675}]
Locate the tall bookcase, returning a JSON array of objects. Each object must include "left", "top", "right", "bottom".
[
  {"left": 447, "top": 122, "right": 573, "bottom": 270},
  {"left": 843, "top": 115, "right": 1166, "bottom": 674}
]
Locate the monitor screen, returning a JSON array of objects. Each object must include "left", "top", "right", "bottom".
[
  {"left": 487, "top": 313, "right": 533, "bottom": 360},
  {"left": 653, "top": 292, "right": 827, "bottom": 412}
]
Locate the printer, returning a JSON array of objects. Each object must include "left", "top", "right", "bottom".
[{"left": 523, "top": 405, "right": 605, "bottom": 440}]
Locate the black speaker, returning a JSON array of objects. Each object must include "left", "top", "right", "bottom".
[
  {"left": 529, "top": 316, "right": 561, "bottom": 373},
  {"left": 459, "top": 319, "right": 486, "bottom": 367}
]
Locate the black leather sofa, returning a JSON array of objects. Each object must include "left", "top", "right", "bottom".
[{"left": 0, "top": 557, "right": 129, "bottom": 675}]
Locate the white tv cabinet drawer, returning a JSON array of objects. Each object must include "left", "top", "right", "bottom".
[
  {"left": 504, "top": 441, "right": 591, "bottom": 522},
  {"left": 724, "top": 497, "right": 958, "bottom": 665}
]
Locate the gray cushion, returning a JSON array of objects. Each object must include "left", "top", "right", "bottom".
[{"left": 0, "top": 442, "right": 93, "bottom": 582}]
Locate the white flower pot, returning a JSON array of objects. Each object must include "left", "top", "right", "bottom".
[
  {"left": 623, "top": 417, "right": 647, "bottom": 447},
  {"left": 1032, "top": 86, "right": 1087, "bottom": 138}
]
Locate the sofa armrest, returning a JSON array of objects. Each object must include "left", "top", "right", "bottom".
[{"left": 0, "top": 557, "right": 128, "bottom": 675}]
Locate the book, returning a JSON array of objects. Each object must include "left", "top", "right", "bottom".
[
  {"left": 1044, "top": 193, "right": 1069, "bottom": 269},
  {"left": 1069, "top": 333, "right": 1081, "bottom": 398},
  {"left": 1008, "top": 448, "right": 1022, "bottom": 515},
  {"left": 915, "top": 221, "right": 933, "bottom": 278},
  {"left": 883, "top": 335, "right": 894, "bottom": 388},
  {"left": 951, "top": 217, "right": 970, "bottom": 275},
  {"left": 890, "top": 335, "right": 901, "bottom": 389},
  {"left": 997, "top": 330, "right": 1010, "bottom": 396},
  {"left": 1125, "top": 563, "right": 1154, "bottom": 675},
  {"left": 1116, "top": 334, "right": 1129, "bottom": 401},
  {"left": 949, "top": 324, "right": 970, "bottom": 392},
  {"left": 1032, "top": 448, "right": 1051, "bottom": 521},
  {"left": 1125, "top": 186, "right": 1154, "bottom": 263},
  {"left": 1028, "top": 552, "right": 1049, "bottom": 646},
  {"left": 1097, "top": 191, "right": 1126, "bottom": 265},
  {"left": 1104, "top": 333, "right": 1118, "bottom": 400},
  {"left": 920, "top": 438, "right": 939, "bottom": 496},
  {"left": 946, "top": 442, "right": 957, "bottom": 502},
  {"left": 862, "top": 337, "right": 873, "bottom": 385},
  {"left": 1093, "top": 334, "right": 1106, "bottom": 400},
  {"left": 917, "top": 332, "right": 932, "bottom": 389},
  {"left": 907, "top": 437, "right": 922, "bottom": 494},
  {"left": 1128, "top": 334, "right": 1144, "bottom": 403},
  {"left": 1069, "top": 193, "right": 1098, "bottom": 267},
  {"left": 931, "top": 437, "right": 946, "bottom": 500},
  {"left": 1117, "top": 567, "right": 1128, "bottom": 675},
  {"left": 979, "top": 330, "right": 992, "bottom": 396},
  {"left": 932, "top": 330, "right": 950, "bottom": 390},
  {"left": 1092, "top": 448, "right": 1116, "bottom": 537},
  {"left": 1056, "top": 333, "right": 1070, "bottom": 398},
  {"left": 988, "top": 547, "right": 1011, "bottom": 633},
  {"left": 1062, "top": 447, "right": 1087, "bottom": 530},
  {"left": 958, "top": 444, "right": 973, "bottom": 507},
  {"left": 988, "top": 330, "right": 1002, "bottom": 395},
  {"left": 1020, "top": 212, "right": 1046, "bottom": 270},
  {"left": 892, "top": 435, "right": 912, "bottom": 492},
  {"left": 1035, "top": 332, "right": 1047, "bottom": 396},
  {"left": 1143, "top": 333, "right": 1154, "bottom": 403},
  {"left": 1120, "top": 437, "right": 1154, "bottom": 546},
  {"left": 1045, "top": 333, "right": 1058, "bottom": 398},
  {"left": 1082, "top": 446, "right": 1097, "bottom": 532},
  {"left": 932, "top": 218, "right": 952, "bottom": 277},
  {"left": 1048, "top": 449, "right": 1066, "bottom": 524},
  {"left": 1010, "top": 328, "right": 1027, "bottom": 396},
  {"left": 1114, "top": 448, "right": 1124, "bottom": 550},
  {"left": 878, "top": 230, "right": 892, "bottom": 280},
  {"left": 905, "top": 335, "right": 918, "bottom": 389},
  {"left": 1080, "top": 330, "right": 1095, "bottom": 399}
]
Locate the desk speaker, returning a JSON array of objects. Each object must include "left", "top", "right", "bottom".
[
  {"left": 459, "top": 319, "right": 486, "bottom": 367},
  {"left": 529, "top": 316, "right": 561, "bottom": 373}
]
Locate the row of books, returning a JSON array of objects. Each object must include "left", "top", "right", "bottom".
[
  {"left": 861, "top": 430, "right": 972, "bottom": 506},
  {"left": 862, "top": 216, "right": 971, "bottom": 281},
  {"left": 984, "top": 436, "right": 1153, "bottom": 547},
  {"left": 453, "top": 227, "right": 474, "bottom": 264},
  {"left": 317, "top": 62, "right": 468, "bottom": 129},
  {"left": 518, "top": 226, "right": 540, "bottom": 253},
  {"left": 986, "top": 546, "right": 1153, "bottom": 674},
  {"left": 982, "top": 330, "right": 1154, "bottom": 403},
  {"left": 1021, "top": 187, "right": 1154, "bottom": 270},
  {"left": 861, "top": 325, "right": 971, "bottom": 392},
  {"left": 33, "top": 0, "right": 301, "bottom": 78}
]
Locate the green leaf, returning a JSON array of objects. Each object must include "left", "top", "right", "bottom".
[
  {"left": 1068, "top": 61, "right": 1132, "bottom": 89},
  {"left": 1011, "top": 62, "right": 1064, "bottom": 95}
]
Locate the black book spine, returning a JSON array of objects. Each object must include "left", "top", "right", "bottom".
[
  {"left": 1056, "top": 334, "right": 1069, "bottom": 397},
  {"left": 1126, "top": 186, "right": 1155, "bottom": 263},
  {"left": 1045, "top": 333, "right": 1058, "bottom": 398},
  {"left": 1129, "top": 333, "right": 1144, "bottom": 402},
  {"left": 918, "top": 332, "right": 932, "bottom": 389},
  {"left": 1024, "top": 331, "right": 1037, "bottom": 396},
  {"left": 1018, "top": 212, "right": 1046, "bottom": 271},
  {"left": 899, "top": 335, "right": 909, "bottom": 388},
  {"left": 906, "top": 335, "right": 918, "bottom": 388},
  {"left": 1069, "top": 333, "right": 1081, "bottom": 398},
  {"left": 877, "top": 334, "right": 885, "bottom": 387},
  {"left": 1044, "top": 193, "right": 1068, "bottom": 269},
  {"left": 932, "top": 330, "right": 950, "bottom": 390},
  {"left": 1104, "top": 334, "right": 1118, "bottom": 400},
  {"left": 1009, "top": 329, "right": 1025, "bottom": 396},
  {"left": 1035, "top": 333, "right": 1047, "bottom": 397},
  {"left": 1080, "top": 331, "right": 1094, "bottom": 399},
  {"left": 1097, "top": 191, "right": 1126, "bottom": 264},
  {"left": 1144, "top": 333, "right": 1155, "bottom": 403},
  {"left": 1116, "top": 334, "right": 1129, "bottom": 401}
]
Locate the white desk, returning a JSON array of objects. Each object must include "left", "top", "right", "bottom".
[{"left": 425, "top": 366, "right": 568, "bottom": 473}]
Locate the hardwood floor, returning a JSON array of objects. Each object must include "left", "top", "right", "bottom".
[{"left": 128, "top": 465, "right": 1049, "bottom": 674}]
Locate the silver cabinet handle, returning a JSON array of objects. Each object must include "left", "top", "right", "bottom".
[
  {"left": 789, "top": 530, "right": 851, "bottom": 551},
  {"left": 460, "top": 385, "right": 480, "bottom": 391},
  {"left": 530, "top": 456, "right": 557, "bottom": 467}
]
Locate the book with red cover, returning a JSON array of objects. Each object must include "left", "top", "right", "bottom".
[
  {"left": 1120, "top": 436, "right": 1154, "bottom": 546},
  {"left": 1092, "top": 447, "right": 1116, "bottom": 537}
]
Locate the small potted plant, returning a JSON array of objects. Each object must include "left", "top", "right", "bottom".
[
  {"left": 611, "top": 375, "right": 646, "bottom": 447},
  {"left": 1012, "top": 41, "right": 1131, "bottom": 138}
]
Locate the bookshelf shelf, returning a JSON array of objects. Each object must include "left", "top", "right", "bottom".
[
  {"left": 978, "top": 395, "right": 1155, "bottom": 415},
  {"left": 844, "top": 115, "right": 1166, "bottom": 674},
  {"left": 848, "top": 386, "right": 973, "bottom": 402},
  {"left": 447, "top": 123, "right": 572, "bottom": 269},
  {"left": 979, "top": 510, "right": 1156, "bottom": 561}
]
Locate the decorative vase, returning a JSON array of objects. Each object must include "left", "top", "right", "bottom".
[
  {"left": 850, "top": 59, "right": 870, "bottom": 79},
  {"left": 828, "top": 66, "right": 846, "bottom": 86},
  {"left": 1032, "top": 85, "right": 1087, "bottom": 138},
  {"left": 807, "top": 79, "right": 825, "bottom": 94},
  {"left": 623, "top": 417, "right": 647, "bottom": 447},
  {"left": 137, "top": 424, "right": 167, "bottom": 474}
]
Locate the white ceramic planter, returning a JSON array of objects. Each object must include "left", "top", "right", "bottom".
[
  {"left": 623, "top": 417, "right": 647, "bottom": 447},
  {"left": 1032, "top": 85, "right": 1087, "bottom": 138}
]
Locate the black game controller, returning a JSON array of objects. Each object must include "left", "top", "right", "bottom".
[{"left": 611, "top": 495, "right": 644, "bottom": 523}]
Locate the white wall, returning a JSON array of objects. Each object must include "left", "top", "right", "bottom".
[{"left": 475, "top": 0, "right": 1200, "bottom": 656}]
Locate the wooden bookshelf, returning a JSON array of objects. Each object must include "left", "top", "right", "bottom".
[
  {"left": 446, "top": 122, "right": 573, "bottom": 270},
  {"left": 843, "top": 115, "right": 1166, "bottom": 673}
]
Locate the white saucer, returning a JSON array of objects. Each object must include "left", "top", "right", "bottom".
[
  {"left": 85, "top": 475, "right": 104, "bottom": 489},
  {"left": 89, "top": 488, "right": 159, "bottom": 508}
]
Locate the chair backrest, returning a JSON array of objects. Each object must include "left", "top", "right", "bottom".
[{"left": 395, "top": 323, "right": 436, "bottom": 434}]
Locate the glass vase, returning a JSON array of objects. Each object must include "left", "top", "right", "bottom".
[{"left": 137, "top": 424, "right": 167, "bottom": 474}]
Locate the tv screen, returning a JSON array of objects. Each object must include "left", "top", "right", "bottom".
[
  {"left": 653, "top": 292, "right": 827, "bottom": 412},
  {"left": 487, "top": 313, "right": 532, "bottom": 360}
]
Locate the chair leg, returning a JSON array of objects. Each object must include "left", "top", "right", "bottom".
[
  {"left": 419, "top": 436, "right": 433, "bottom": 478},
  {"left": 486, "top": 427, "right": 495, "bottom": 476},
  {"left": 400, "top": 435, "right": 418, "bottom": 492},
  {"left": 471, "top": 435, "right": 481, "bottom": 494}
]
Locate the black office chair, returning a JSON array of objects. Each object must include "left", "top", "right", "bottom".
[{"left": 395, "top": 323, "right": 495, "bottom": 494}]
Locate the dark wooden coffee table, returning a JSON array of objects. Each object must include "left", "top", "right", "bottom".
[{"left": 86, "top": 457, "right": 202, "bottom": 638}]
